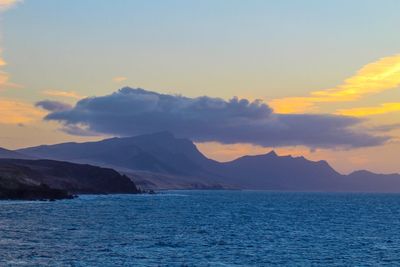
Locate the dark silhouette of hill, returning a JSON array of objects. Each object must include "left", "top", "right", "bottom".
[
  {"left": 0, "top": 159, "right": 140, "bottom": 200},
  {"left": 16, "top": 132, "right": 400, "bottom": 192},
  {"left": 212, "top": 151, "right": 341, "bottom": 191}
]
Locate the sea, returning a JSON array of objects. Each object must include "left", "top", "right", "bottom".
[{"left": 1, "top": 190, "right": 400, "bottom": 266}]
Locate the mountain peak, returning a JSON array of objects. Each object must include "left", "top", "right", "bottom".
[
  {"left": 116, "top": 131, "right": 177, "bottom": 143},
  {"left": 265, "top": 150, "right": 278, "bottom": 157}
]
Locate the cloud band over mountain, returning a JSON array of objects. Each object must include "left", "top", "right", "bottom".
[{"left": 42, "top": 87, "right": 388, "bottom": 148}]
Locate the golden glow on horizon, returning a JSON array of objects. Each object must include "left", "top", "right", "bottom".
[
  {"left": 270, "top": 54, "right": 400, "bottom": 114},
  {"left": 196, "top": 142, "right": 269, "bottom": 161}
]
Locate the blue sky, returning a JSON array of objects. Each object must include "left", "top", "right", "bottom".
[{"left": 4, "top": 0, "right": 400, "bottom": 101}]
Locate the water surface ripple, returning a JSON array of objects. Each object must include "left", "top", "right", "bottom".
[{"left": 1, "top": 191, "right": 400, "bottom": 266}]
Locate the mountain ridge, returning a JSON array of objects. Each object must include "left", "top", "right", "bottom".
[
  {"left": 14, "top": 131, "right": 400, "bottom": 192},
  {"left": 0, "top": 147, "right": 33, "bottom": 160}
]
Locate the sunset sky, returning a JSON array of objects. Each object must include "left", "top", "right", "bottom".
[{"left": 1, "top": 0, "right": 400, "bottom": 174}]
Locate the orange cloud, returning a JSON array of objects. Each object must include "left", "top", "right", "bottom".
[
  {"left": 0, "top": 49, "right": 10, "bottom": 90},
  {"left": 0, "top": 57, "right": 5, "bottom": 66},
  {"left": 113, "top": 76, "right": 128, "bottom": 83},
  {"left": 0, "top": 98, "right": 45, "bottom": 124},
  {"left": 271, "top": 54, "right": 400, "bottom": 113},
  {"left": 0, "top": 70, "right": 22, "bottom": 90},
  {"left": 0, "top": 0, "right": 21, "bottom": 11},
  {"left": 337, "top": 103, "right": 400, "bottom": 117},
  {"left": 42, "top": 90, "right": 85, "bottom": 100},
  {"left": 0, "top": 1, "right": 23, "bottom": 90}
]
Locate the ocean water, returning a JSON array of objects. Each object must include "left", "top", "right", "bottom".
[{"left": 1, "top": 191, "right": 400, "bottom": 266}]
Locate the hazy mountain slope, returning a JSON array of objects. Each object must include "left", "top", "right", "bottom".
[
  {"left": 124, "top": 170, "right": 224, "bottom": 190},
  {"left": 18, "top": 132, "right": 215, "bottom": 176},
  {"left": 344, "top": 170, "right": 400, "bottom": 192},
  {"left": 0, "top": 147, "right": 32, "bottom": 159}
]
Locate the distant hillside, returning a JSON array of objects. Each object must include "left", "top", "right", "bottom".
[
  {"left": 0, "top": 147, "right": 31, "bottom": 159},
  {"left": 17, "top": 132, "right": 400, "bottom": 192},
  {"left": 209, "top": 152, "right": 400, "bottom": 192},
  {"left": 0, "top": 159, "right": 140, "bottom": 200},
  {"left": 212, "top": 151, "right": 341, "bottom": 191}
]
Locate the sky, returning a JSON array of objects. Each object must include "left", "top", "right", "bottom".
[{"left": 1, "top": 0, "right": 400, "bottom": 174}]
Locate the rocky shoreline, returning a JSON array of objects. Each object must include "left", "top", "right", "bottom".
[
  {"left": 0, "top": 158, "right": 142, "bottom": 201},
  {"left": 0, "top": 183, "right": 75, "bottom": 201}
]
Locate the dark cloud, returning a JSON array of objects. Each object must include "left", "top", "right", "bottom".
[
  {"left": 43, "top": 87, "right": 388, "bottom": 148},
  {"left": 36, "top": 100, "right": 72, "bottom": 112}
]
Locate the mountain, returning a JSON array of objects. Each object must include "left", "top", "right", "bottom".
[
  {"left": 17, "top": 132, "right": 400, "bottom": 192},
  {"left": 0, "top": 159, "right": 140, "bottom": 200},
  {"left": 212, "top": 151, "right": 342, "bottom": 191},
  {"left": 344, "top": 170, "right": 400, "bottom": 192},
  {"left": 0, "top": 147, "right": 31, "bottom": 159},
  {"left": 211, "top": 153, "right": 400, "bottom": 192},
  {"left": 18, "top": 132, "right": 224, "bottom": 189}
]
